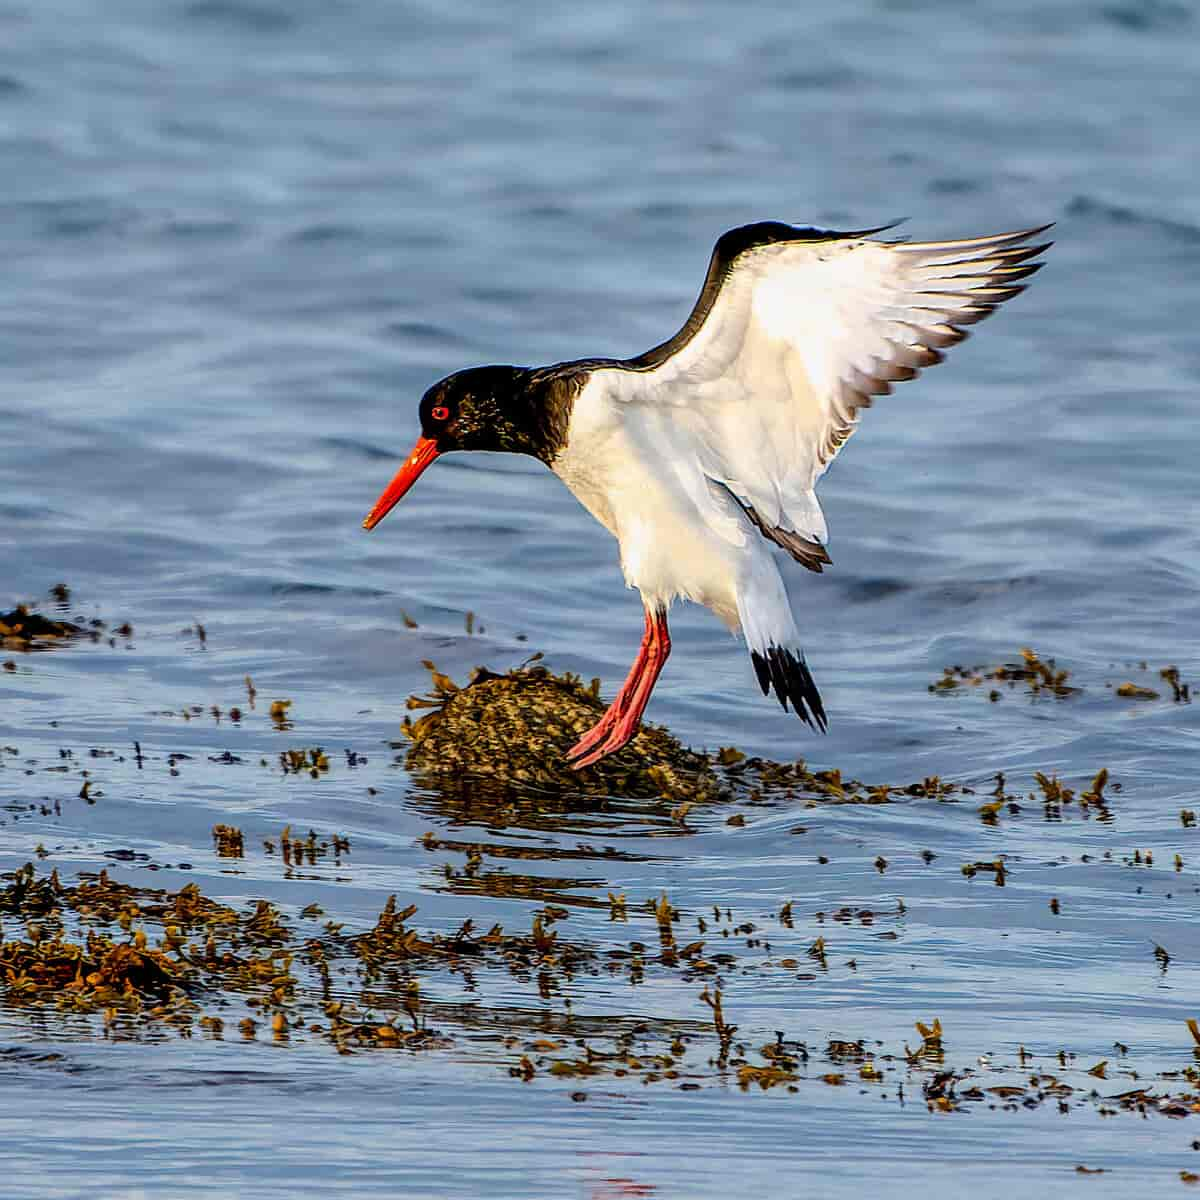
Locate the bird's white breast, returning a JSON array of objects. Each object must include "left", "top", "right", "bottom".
[{"left": 548, "top": 374, "right": 623, "bottom": 538}]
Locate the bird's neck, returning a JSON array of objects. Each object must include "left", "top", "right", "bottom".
[{"left": 489, "top": 365, "right": 585, "bottom": 465}]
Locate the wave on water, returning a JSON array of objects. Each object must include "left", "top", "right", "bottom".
[{"left": 1066, "top": 194, "right": 1200, "bottom": 244}]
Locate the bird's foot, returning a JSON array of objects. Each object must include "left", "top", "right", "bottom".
[
  {"left": 567, "top": 709, "right": 641, "bottom": 770},
  {"left": 565, "top": 702, "right": 626, "bottom": 767}
]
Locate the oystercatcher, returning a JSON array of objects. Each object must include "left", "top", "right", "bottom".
[{"left": 364, "top": 220, "right": 1050, "bottom": 767}]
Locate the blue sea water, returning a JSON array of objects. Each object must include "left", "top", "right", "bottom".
[{"left": 2, "top": 2, "right": 1200, "bottom": 1196}]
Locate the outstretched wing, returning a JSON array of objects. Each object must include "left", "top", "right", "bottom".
[{"left": 616, "top": 221, "right": 1051, "bottom": 567}]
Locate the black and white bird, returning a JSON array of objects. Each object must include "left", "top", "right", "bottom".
[{"left": 364, "top": 220, "right": 1051, "bottom": 767}]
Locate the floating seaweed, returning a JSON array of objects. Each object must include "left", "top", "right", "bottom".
[
  {"left": 0, "top": 604, "right": 83, "bottom": 649},
  {"left": 5, "top": 860, "right": 1200, "bottom": 1122},
  {"left": 929, "top": 647, "right": 1076, "bottom": 700},
  {"left": 212, "top": 824, "right": 245, "bottom": 858},
  {"left": 1, "top": 587, "right": 138, "bottom": 654},
  {"left": 7, "top": 586, "right": 1199, "bottom": 1134},
  {"left": 928, "top": 648, "right": 1195, "bottom": 711},
  {"left": 1160, "top": 666, "right": 1192, "bottom": 703}
]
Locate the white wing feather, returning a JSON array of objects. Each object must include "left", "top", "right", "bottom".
[{"left": 621, "top": 224, "right": 1050, "bottom": 548}]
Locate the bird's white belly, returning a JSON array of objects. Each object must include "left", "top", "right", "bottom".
[{"left": 552, "top": 379, "right": 749, "bottom": 628}]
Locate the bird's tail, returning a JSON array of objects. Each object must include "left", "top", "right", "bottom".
[
  {"left": 749, "top": 645, "right": 827, "bottom": 731},
  {"left": 735, "top": 562, "right": 827, "bottom": 731}
]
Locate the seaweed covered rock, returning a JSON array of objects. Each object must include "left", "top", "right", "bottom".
[
  {"left": 401, "top": 661, "right": 916, "bottom": 810},
  {"left": 402, "top": 661, "right": 727, "bottom": 801}
]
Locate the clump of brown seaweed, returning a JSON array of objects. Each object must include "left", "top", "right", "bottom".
[{"left": 402, "top": 659, "right": 724, "bottom": 801}]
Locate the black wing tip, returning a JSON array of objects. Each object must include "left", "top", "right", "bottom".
[{"left": 750, "top": 646, "right": 828, "bottom": 733}]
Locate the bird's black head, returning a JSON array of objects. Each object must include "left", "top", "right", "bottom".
[
  {"left": 363, "top": 362, "right": 576, "bottom": 531},
  {"left": 417, "top": 365, "right": 534, "bottom": 454}
]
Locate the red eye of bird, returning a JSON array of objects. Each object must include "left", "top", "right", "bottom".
[{"left": 431, "top": 405, "right": 450, "bottom": 421}]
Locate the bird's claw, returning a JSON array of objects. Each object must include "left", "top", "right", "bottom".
[
  {"left": 566, "top": 710, "right": 638, "bottom": 770},
  {"left": 566, "top": 719, "right": 615, "bottom": 764},
  {"left": 568, "top": 728, "right": 635, "bottom": 770}
]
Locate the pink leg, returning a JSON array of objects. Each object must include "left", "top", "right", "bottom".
[
  {"left": 566, "top": 610, "right": 654, "bottom": 764},
  {"left": 569, "top": 609, "right": 671, "bottom": 770}
]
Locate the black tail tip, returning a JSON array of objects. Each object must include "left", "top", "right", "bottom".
[{"left": 750, "top": 646, "right": 827, "bottom": 732}]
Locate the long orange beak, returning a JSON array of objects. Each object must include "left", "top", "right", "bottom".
[{"left": 362, "top": 435, "right": 441, "bottom": 530}]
